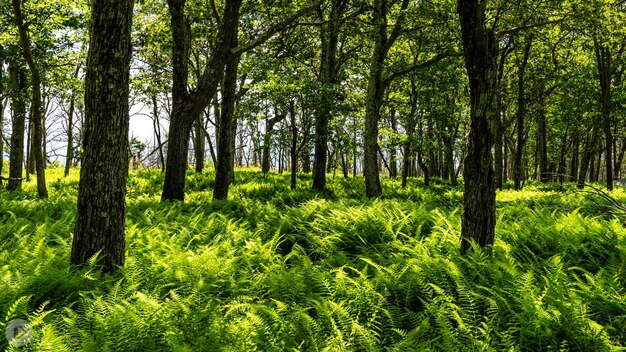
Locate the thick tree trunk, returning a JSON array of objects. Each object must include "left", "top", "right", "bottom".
[
  {"left": 513, "top": 39, "right": 532, "bottom": 190},
  {"left": 7, "top": 64, "right": 26, "bottom": 191},
  {"left": 458, "top": 0, "right": 498, "bottom": 254},
  {"left": 71, "top": 0, "right": 134, "bottom": 273}
]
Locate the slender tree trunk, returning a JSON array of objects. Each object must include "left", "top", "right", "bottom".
[
  {"left": 193, "top": 114, "right": 205, "bottom": 173},
  {"left": 213, "top": 52, "right": 240, "bottom": 200},
  {"left": 312, "top": 0, "right": 344, "bottom": 192},
  {"left": 571, "top": 132, "right": 580, "bottom": 181},
  {"left": 578, "top": 127, "right": 598, "bottom": 188},
  {"left": 7, "top": 64, "right": 26, "bottom": 191},
  {"left": 26, "top": 119, "right": 34, "bottom": 178},
  {"left": 13, "top": 0, "right": 47, "bottom": 198},
  {"left": 289, "top": 100, "right": 298, "bottom": 190},
  {"left": 594, "top": 39, "right": 613, "bottom": 190},
  {"left": 389, "top": 109, "right": 398, "bottom": 178},
  {"left": 513, "top": 38, "right": 532, "bottom": 190},
  {"left": 64, "top": 65, "right": 81, "bottom": 176},
  {"left": 537, "top": 104, "right": 548, "bottom": 182},
  {"left": 458, "top": 0, "right": 498, "bottom": 254},
  {"left": 162, "top": 0, "right": 242, "bottom": 201},
  {"left": 151, "top": 94, "right": 166, "bottom": 172},
  {"left": 363, "top": 0, "right": 389, "bottom": 198},
  {"left": 71, "top": 0, "right": 134, "bottom": 273},
  {"left": 614, "top": 137, "right": 626, "bottom": 179},
  {"left": 262, "top": 120, "right": 273, "bottom": 173}
]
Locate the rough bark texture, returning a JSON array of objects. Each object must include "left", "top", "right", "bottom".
[
  {"left": 312, "top": 0, "right": 344, "bottom": 192},
  {"left": 71, "top": 0, "right": 133, "bottom": 273},
  {"left": 7, "top": 64, "right": 26, "bottom": 191},
  {"left": 13, "top": 0, "right": 47, "bottom": 198},
  {"left": 458, "top": 0, "right": 498, "bottom": 254}
]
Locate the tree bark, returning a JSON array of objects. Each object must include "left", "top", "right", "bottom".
[
  {"left": 458, "top": 0, "right": 498, "bottom": 254},
  {"left": 162, "top": 0, "right": 241, "bottom": 201},
  {"left": 13, "top": 0, "right": 47, "bottom": 198},
  {"left": 64, "top": 65, "right": 81, "bottom": 177},
  {"left": 71, "top": 0, "right": 134, "bottom": 273},
  {"left": 577, "top": 126, "right": 598, "bottom": 188},
  {"left": 193, "top": 114, "right": 205, "bottom": 173},
  {"left": 513, "top": 38, "right": 532, "bottom": 190},
  {"left": 594, "top": 39, "right": 613, "bottom": 190},
  {"left": 7, "top": 64, "right": 26, "bottom": 192},
  {"left": 312, "top": 0, "right": 344, "bottom": 192},
  {"left": 213, "top": 51, "right": 240, "bottom": 200}
]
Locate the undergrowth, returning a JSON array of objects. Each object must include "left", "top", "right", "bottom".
[{"left": 1, "top": 168, "right": 626, "bottom": 351}]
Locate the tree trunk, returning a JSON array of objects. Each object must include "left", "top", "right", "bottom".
[
  {"left": 458, "top": 0, "right": 498, "bottom": 254},
  {"left": 578, "top": 127, "right": 598, "bottom": 188},
  {"left": 389, "top": 109, "right": 398, "bottom": 178},
  {"left": 513, "top": 38, "right": 532, "bottom": 190},
  {"left": 7, "top": 64, "right": 26, "bottom": 191},
  {"left": 571, "top": 132, "right": 580, "bottom": 181},
  {"left": 162, "top": 0, "right": 241, "bottom": 201},
  {"left": 193, "top": 114, "right": 205, "bottom": 173},
  {"left": 363, "top": 0, "right": 389, "bottom": 198},
  {"left": 213, "top": 52, "right": 240, "bottom": 200},
  {"left": 532, "top": 87, "right": 547, "bottom": 184},
  {"left": 312, "top": 0, "right": 344, "bottom": 192},
  {"left": 64, "top": 64, "right": 81, "bottom": 176},
  {"left": 71, "top": 0, "right": 133, "bottom": 273},
  {"left": 151, "top": 94, "right": 166, "bottom": 172},
  {"left": 594, "top": 39, "right": 613, "bottom": 190},
  {"left": 289, "top": 100, "right": 298, "bottom": 190},
  {"left": 13, "top": 0, "right": 47, "bottom": 198}
]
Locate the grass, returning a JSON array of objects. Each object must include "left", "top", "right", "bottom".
[{"left": 1, "top": 167, "right": 626, "bottom": 351}]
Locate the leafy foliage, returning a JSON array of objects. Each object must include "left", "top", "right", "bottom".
[{"left": 1, "top": 168, "right": 626, "bottom": 350}]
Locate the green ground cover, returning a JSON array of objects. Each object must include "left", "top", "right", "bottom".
[{"left": 1, "top": 168, "right": 626, "bottom": 351}]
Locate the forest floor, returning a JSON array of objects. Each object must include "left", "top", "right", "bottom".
[{"left": 2, "top": 168, "right": 626, "bottom": 351}]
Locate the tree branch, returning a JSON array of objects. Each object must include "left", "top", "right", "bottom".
[
  {"left": 384, "top": 51, "right": 461, "bottom": 85},
  {"left": 496, "top": 18, "right": 564, "bottom": 37},
  {"left": 232, "top": 0, "right": 322, "bottom": 56}
]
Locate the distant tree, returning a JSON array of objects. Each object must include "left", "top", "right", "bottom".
[{"left": 71, "top": 0, "right": 134, "bottom": 273}]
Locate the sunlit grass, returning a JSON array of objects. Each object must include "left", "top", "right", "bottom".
[{"left": 1, "top": 167, "right": 626, "bottom": 350}]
